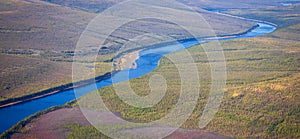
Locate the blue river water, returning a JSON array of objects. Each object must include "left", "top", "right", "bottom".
[{"left": 0, "top": 22, "right": 276, "bottom": 134}]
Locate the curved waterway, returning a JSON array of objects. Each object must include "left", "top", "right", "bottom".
[{"left": 0, "top": 22, "right": 276, "bottom": 134}]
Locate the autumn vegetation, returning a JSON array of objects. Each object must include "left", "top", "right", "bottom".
[{"left": 0, "top": 0, "right": 299, "bottom": 138}]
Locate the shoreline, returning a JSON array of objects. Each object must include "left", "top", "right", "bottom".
[
  {"left": 0, "top": 72, "right": 113, "bottom": 109},
  {"left": 113, "top": 50, "right": 141, "bottom": 71},
  {"left": 216, "top": 24, "right": 260, "bottom": 37},
  {"left": 0, "top": 23, "right": 264, "bottom": 109},
  {"left": 0, "top": 103, "right": 74, "bottom": 138}
]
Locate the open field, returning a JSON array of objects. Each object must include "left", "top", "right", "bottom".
[
  {"left": 0, "top": 52, "right": 112, "bottom": 102},
  {"left": 0, "top": 0, "right": 104, "bottom": 102},
  {"left": 6, "top": 20, "right": 300, "bottom": 138}
]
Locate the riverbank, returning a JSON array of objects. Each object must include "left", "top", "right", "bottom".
[
  {"left": 0, "top": 101, "right": 75, "bottom": 138},
  {"left": 0, "top": 22, "right": 260, "bottom": 109},
  {"left": 0, "top": 72, "right": 112, "bottom": 109},
  {"left": 217, "top": 24, "right": 260, "bottom": 37},
  {"left": 113, "top": 50, "right": 141, "bottom": 71}
]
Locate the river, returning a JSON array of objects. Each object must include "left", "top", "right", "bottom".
[{"left": 0, "top": 22, "right": 276, "bottom": 134}]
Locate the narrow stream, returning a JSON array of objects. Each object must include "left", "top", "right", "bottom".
[{"left": 0, "top": 22, "right": 276, "bottom": 134}]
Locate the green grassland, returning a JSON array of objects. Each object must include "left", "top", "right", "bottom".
[{"left": 64, "top": 124, "right": 110, "bottom": 139}]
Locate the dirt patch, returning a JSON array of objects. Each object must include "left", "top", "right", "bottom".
[
  {"left": 113, "top": 50, "right": 140, "bottom": 71},
  {"left": 0, "top": 10, "right": 17, "bottom": 15},
  {"left": 10, "top": 108, "right": 90, "bottom": 139}
]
